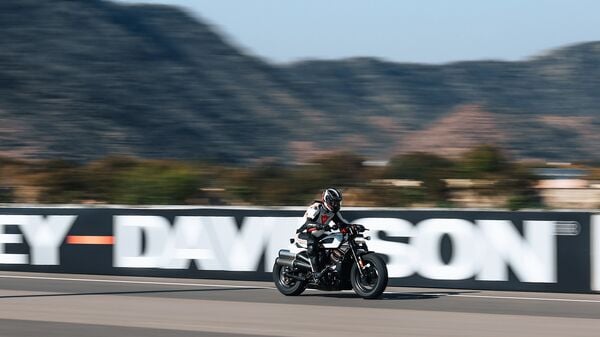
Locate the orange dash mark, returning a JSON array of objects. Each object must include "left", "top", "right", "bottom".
[{"left": 66, "top": 236, "right": 114, "bottom": 245}]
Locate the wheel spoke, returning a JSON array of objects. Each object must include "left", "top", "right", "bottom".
[
  {"left": 356, "top": 265, "right": 379, "bottom": 291},
  {"left": 274, "top": 263, "right": 306, "bottom": 296},
  {"left": 280, "top": 267, "right": 296, "bottom": 287},
  {"left": 350, "top": 254, "right": 387, "bottom": 299}
]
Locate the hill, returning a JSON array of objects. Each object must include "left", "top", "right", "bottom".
[{"left": 0, "top": 0, "right": 599, "bottom": 163}]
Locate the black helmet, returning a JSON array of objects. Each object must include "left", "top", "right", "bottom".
[{"left": 322, "top": 187, "right": 342, "bottom": 212}]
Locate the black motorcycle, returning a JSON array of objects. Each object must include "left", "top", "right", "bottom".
[{"left": 273, "top": 224, "right": 388, "bottom": 299}]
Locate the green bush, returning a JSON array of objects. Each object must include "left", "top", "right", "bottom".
[
  {"left": 506, "top": 193, "right": 543, "bottom": 211},
  {"left": 106, "top": 162, "right": 200, "bottom": 205},
  {"left": 311, "top": 152, "right": 366, "bottom": 186},
  {"left": 36, "top": 160, "right": 87, "bottom": 203},
  {"left": 0, "top": 149, "right": 551, "bottom": 208},
  {"left": 458, "top": 145, "right": 509, "bottom": 177},
  {"left": 365, "top": 186, "right": 427, "bottom": 207},
  {"left": 0, "top": 187, "right": 12, "bottom": 203},
  {"left": 385, "top": 153, "right": 453, "bottom": 203},
  {"left": 385, "top": 152, "right": 454, "bottom": 180}
]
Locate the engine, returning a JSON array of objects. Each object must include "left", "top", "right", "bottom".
[{"left": 329, "top": 243, "right": 350, "bottom": 263}]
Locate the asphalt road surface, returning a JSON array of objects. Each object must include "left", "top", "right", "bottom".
[{"left": 0, "top": 272, "right": 599, "bottom": 337}]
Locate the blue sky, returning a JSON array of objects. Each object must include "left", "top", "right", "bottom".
[{"left": 117, "top": 0, "right": 600, "bottom": 64}]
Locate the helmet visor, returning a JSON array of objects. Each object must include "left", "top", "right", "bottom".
[{"left": 328, "top": 199, "right": 341, "bottom": 212}]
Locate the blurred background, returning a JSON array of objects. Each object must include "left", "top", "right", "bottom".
[{"left": 1, "top": 0, "right": 599, "bottom": 209}]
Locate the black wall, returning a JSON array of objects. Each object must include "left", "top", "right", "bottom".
[{"left": 0, "top": 207, "right": 594, "bottom": 293}]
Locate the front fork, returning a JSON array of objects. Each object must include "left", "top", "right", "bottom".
[{"left": 349, "top": 242, "right": 366, "bottom": 277}]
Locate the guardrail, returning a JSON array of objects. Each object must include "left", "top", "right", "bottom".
[{"left": 0, "top": 206, "right": 598, "bottom": 293}]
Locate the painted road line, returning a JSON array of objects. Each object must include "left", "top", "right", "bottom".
[
  {"left": 2, "top": 274, "right": 599, "bottom": 303},
  {"left": 445, "top": 293, "right": 600, "bottom": 303},
  {"left": 0, "top": 274, "right": 276, "bottom": 290},
  {"left": 382, "top": 291, "right": 600, "bottom": 303}
]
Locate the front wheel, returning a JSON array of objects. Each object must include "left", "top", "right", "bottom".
[
  {"left": 273, "top": 262, "right": 306, "bottom": 296},
  {"left": 350, "top": 253, "right": 388, "bottom": 299}
]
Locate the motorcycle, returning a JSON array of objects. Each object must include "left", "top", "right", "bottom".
[{"left": 273, "top": 223, "right": 388, "bottom": 299}]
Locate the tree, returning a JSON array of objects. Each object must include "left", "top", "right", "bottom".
[
  {"left": 456, "top": 146, "right": 543, "bottom": 210},
  {"left": 109, "top": 161, "right": 201, "bottom": 205},
  {"left": 311, "top": 151, "right": 366, "bottom": 186},
  {"left": 384, "top": 152, "right": 454, "bottom": 203},
  {"left": 35, "top": 159, "right": 87, "bottom": 203},
  {"left": 458, "top": 145, "right": 509, "bottom": 177},
  {"left": 385, "top": 152, "right": 454, "bottom": 180}
]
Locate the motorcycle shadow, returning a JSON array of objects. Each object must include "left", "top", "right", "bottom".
[
  {"left": 380, "top": 290, "right": 478, "bottom": 300},
  {"left": 302, "top": 290, "right": 478, "bottom": 300}
]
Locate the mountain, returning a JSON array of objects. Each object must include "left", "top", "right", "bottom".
[
  {"left": 399, "top": 105, "right": 508, "bottom": 158},
  {"left": 0, "top": 0, "right": 599, "bottom": 163}
]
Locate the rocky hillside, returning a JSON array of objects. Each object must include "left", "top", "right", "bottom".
[{"left": 1, "top": 0, "right": 599, "bottom": 163}]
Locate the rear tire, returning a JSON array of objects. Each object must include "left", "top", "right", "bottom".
[
  {"left": 273, "top": 262, "right": 306, "bottom": 296},
  {"left": 350, "top": 253, "right": 388, "bottom": 299}
]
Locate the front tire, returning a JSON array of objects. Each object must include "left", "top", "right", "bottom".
[
  {"left": 350, "top": 253, "right": 388, "bottom": 299},
  {"left": 273, "top": 262, "right": 306, "bottom": 296}
]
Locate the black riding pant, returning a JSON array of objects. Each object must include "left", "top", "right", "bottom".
[{"left": 305, "top": 232, "right": 323, "bottom": 272}]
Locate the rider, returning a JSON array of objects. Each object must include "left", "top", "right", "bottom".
[{"left": 297, "top": 187, "right": 350, "bottom": 280}]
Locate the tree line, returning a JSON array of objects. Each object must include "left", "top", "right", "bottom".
[{"left": 0, "top": 145, "right": 560, "bottom": 209}]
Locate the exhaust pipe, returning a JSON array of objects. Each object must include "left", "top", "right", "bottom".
[
  {"left": 275, "top": 257, "right": 311, "bottom": 270},
  {"left": 278, "top": 250, "right": 310, "bottom": 263},
  {"left": 278, "top": 250, "right": 296, "bottom": 259}
]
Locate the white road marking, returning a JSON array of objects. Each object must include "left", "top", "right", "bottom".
[
  {"left": 383, "top": 292, "right": 600, "bottom": 304},
  {"left": 447, "top": 293, "right": 600, "bottom": 303},
  {"left": 0, "top": 274, "right": 277, "bottom": 290},
  {"left": 1, "top": 274, "right": 599, "bottom": 303}
]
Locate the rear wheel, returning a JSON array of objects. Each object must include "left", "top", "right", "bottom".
[
  {"left": 273, "top": 262, "right": 306, "bottom": 296},
  {"left": 350, "top": 253, "right": 388, "bottom": 299}
]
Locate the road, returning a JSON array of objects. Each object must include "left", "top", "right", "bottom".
[{"left": 0, "top": 272, "right": 599, "bottom": 337}]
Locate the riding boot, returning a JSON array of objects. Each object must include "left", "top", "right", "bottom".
[{"left": 310, "top": 256, "right": 321, "bottom": 280}]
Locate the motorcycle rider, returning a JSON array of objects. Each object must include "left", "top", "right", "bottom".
[{"left": 297, "top": 187, "right": 350, "bottom": 280}]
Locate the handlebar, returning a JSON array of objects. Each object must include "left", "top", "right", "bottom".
[
  {"left": 339, "top": 223, "right": 367, "bottom": 235},
  {"left": 352, "top": 224, "right": 367, "bottom": 232}
]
